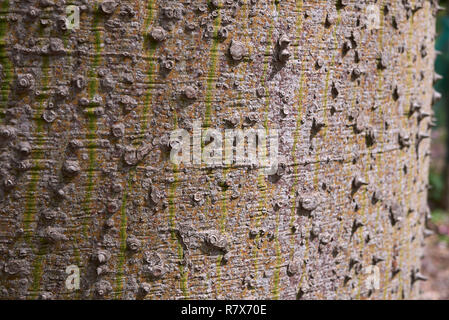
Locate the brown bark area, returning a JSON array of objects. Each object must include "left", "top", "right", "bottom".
[{"left": 0, "top": 0, "right": 438, "bottom": 299}]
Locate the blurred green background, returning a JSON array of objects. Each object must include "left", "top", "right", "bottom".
[{"left": 430, "top": 1, "right": 449, "bottom": 242}]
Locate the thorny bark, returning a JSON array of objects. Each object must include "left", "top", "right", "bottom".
[{"left": 0, "top": 0, "right": 439, "bottom": 299}]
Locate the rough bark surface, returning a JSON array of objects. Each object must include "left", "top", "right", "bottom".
[{"left": 0, "top": 0, "right": 438, "bottom": 299}]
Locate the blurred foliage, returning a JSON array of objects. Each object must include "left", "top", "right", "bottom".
[
  {"left": 430, "top": 209, "right": 449, "bottom": 242},
  {"left": 434, "top": 7, "right": 449, "bottom": 129},
  {"left": 431, "top": 209, "right": 448, "bottom": 224},
  {"left": 430, "top": 169, "right": 444, "bottom": 204},
  {"left": 430, "top": 3, "right": 449, "bottom": 230}
]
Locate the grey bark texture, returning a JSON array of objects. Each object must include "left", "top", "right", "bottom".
[{"left": 0, "top": 0, "right": 439, "bottom": 299}]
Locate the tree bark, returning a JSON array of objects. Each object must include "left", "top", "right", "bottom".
[{"left": 0, "top": 0, "right": 438, "bottom": 300}]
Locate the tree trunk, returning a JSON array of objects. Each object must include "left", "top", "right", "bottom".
[{"left": 0, "top": 0, "right": 438, "bottom": 300}]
